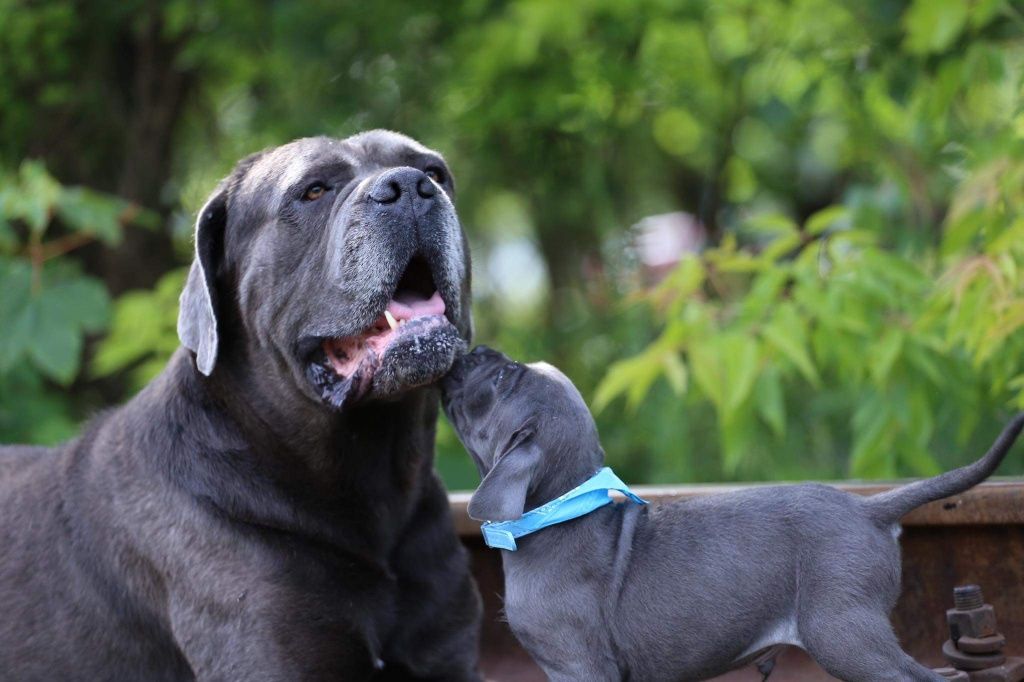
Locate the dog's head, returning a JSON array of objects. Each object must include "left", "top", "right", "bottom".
[
  {"left": 441, "top": 346, "right": 604, "bottom": 521},
  {"left": 177, "top": 130, "right": 471, "bottom": 410}
]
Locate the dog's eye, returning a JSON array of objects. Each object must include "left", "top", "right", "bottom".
[
  {"left": 424, "top": 167, "right": 446, "bottom": 184},
  {"left": 303, "top": 183, "right": 328, "bottom": 201}
]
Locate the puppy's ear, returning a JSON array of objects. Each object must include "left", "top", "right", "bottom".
[
  {"left": 178, "top": 189, "right": 227, "bottom": 376},
  {"left": 468, "top": 430, "right": 541, "bottom": 522}
]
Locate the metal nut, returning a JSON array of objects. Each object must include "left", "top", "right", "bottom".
[
  {"left": 943, "top": 639, "right": 1006, "bottom": 671},
  {"left": 948, "top": 605, "right": 999, "bottom": 640}
]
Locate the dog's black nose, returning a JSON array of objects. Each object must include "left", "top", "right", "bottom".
[{"left": 368, "top": 167, "right": 436, "bottom": 207}]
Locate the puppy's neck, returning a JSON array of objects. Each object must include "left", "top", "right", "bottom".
[
  {"left": 523, "top": 449, "right": 606, "bottom": 512},
  {"left": 500, "top": 493, "right": 645, "bottom": 619}
]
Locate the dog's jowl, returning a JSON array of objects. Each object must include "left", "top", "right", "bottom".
[
  {"left": 0, "top": 131, "right": 481, "bottom": 681},
  {"left": 442, "top": 345, "right": 1024, "bottom": 682}
]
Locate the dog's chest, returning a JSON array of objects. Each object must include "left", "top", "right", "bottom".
[{"left": 502, "top": 558, "right": 617, "bottom": 660}]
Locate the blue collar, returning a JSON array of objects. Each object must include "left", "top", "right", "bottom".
[{"left": 479, "top": 467, "right": 647, "bottom": 551}]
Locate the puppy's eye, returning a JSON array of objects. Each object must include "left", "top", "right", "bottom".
[
  {"left": 303, "top": 183, "right": 328, "bottom": 201},
  {"left": 424, "top": 167, "right": 446, "bottom": 184}
]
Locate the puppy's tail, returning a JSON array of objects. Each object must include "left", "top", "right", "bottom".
[{"left": 864, "top": 412, "right": 1024, "bottom": 525}]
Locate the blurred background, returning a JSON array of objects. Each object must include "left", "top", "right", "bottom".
[{"left": 2, "top": 0, "right": 1024, "bottom": 488}]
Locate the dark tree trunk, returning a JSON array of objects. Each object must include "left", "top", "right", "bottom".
[{"left": 20, "top": 6, "right": 197, "bottom": 294}]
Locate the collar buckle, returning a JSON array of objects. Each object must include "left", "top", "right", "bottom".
[{"left": 481, "top": 526, "right": 517, "bottom": 550}]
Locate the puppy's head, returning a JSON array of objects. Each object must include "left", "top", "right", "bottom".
[{"left": 441, "top": 346, "right": 604, "bottom": 521}]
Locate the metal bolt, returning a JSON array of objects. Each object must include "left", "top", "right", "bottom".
[
  {"left": 935, "top": 584, "right": 1024, "bottom": 681},
  {"left": 955, "top": 585, "right": 985, "bottom": 611}
]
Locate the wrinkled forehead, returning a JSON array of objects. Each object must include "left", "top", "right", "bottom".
[{"left": 238, "top": 131, "right": 445, "bottom": 202}]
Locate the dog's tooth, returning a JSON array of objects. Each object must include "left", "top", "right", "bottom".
[{"left": 384, "top": 310, "right": 399, "bottom": 330}]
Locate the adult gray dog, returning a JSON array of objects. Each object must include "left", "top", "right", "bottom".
[
  {"left": 441, "top": 346, "right": 1024, "bottom": 682},
  {"left": 0, "top": 131, "right": 482, "bottom": 680}
]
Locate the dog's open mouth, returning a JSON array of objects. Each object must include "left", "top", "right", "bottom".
[{"left": 306, "top": 257, "right": 462, "bottom": 408}]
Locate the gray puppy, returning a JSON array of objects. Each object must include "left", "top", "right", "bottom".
[
  {"left": 441, "top": 346, "right": 1024, "bottom": 682},
  {"left": 0, "top": 131, "right": 481, "bottom": 680}
]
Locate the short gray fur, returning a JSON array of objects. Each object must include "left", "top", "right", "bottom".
[
  {"left": 441, "top": 346, "right": 1024, "bottom": 682},
  {"left": 0, "top": 131, "right": 482, "bottom": 681}
]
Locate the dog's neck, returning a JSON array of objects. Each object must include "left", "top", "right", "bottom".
[
  {"left": 502, "top": 452, "right": 637, "bottom": 552},
  {"left": 137, "top": 349, "right": 440, "bottom": 550},
  {"left": 210, "top": 342, "right": 437, "bottom": 476},
  {"left": 523, "top": 451, "right": 605, "bottom": 511},
  {"left": 499, "top": 488, "right": 645, "bottom": 623}
]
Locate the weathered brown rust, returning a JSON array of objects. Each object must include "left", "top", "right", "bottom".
[
  {"left": 939, "top": 585, "right": 1024, "bottom": 681},
  {"left": 454, "top": 481, "right": 1024, "bottom": 681}
]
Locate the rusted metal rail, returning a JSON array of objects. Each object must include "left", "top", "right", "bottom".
[{"left": 452, "top": 480, "right": 1024, "bottom": 681}]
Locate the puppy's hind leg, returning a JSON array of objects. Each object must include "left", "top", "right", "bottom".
[{"left": 799, "top": 608, "right": 945, "bottom": 682}]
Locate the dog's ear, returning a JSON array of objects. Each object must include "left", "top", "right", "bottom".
[
  {"left": 178, "top": 188, "right": 227, "bottom": 376},
  {"left": 468, "top": 429, "right": 541, "bottom": 522}
]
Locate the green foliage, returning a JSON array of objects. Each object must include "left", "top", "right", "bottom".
[
  {"left": 0, "top": 258, "right": 108, "bottom": 384},
  {"left": 4, "top": 0, "right": 1024, "bottom": 487},
  {"left": 92, "top": 269, "right": 187, "bottom": 390},
  {"left": 0, "top": 161, "right": 150, "bottom": 443},
  {"left": 596, "top": 137, "right": 1024, "bottom": 478}
]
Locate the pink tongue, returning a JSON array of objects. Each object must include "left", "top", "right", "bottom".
[{"left": 387, "top": 290, "right": 445, "bottom": 321}]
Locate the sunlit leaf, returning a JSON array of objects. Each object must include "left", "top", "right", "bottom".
[
  {"left": 754, "top": 368, "right": 785, "bottom": 437},
  {"left": 804, "top": 205, "right": 848, "bottom": 236},
  {"left": 870, "top": 329, "right": 903, "bottom": 387},
  {"left": 15, "top": 160, "right": 61, "bottom": 234},
  {"left": 850, "top": 400, "right": 896, "bottom": 478},
  {"left": 761, "top": 304, "right": 820, "bottom": 386},
  {"left": 689, "top": 333, "right": 759, "bottom": 419},
  {"left": 903, "top": 0, "right": 969, "bottom": 55},
  {"left": 593, "top": 352, "right": 661, "bottom": 413},
  {"left": 661, "top": 352, "right": 687, "bottom": 396}
]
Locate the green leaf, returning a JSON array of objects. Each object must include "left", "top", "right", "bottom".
[
  {"left": 15, "top": 160, "right": 61, "bottom": 234},
  {"left": 761, "top": 304, "right": 820, "bottom": 386},
  {"left": 92, "top": 269, "right": 184, "bottom": 386},
  {"left": 720, "top": 408, "right": 757, "bottom": 475},
  {"left": 689, "top": 333, "right": 760, "bottom": 419},
  {"left": 0, "top": 302, "right": 35, "bottom": 373},
  {"left": 804, "top": 205, "right": 848, "bottom": 236},
  {"left": 46, "top": 278, "right": 110, "bottom": 333},
  {"left": 626, "top": 357, "right": 664, "bottom": 410},
  {"left": 901, "top": 444, "right": 943, "bottom": 477},
  {"left": 593, "top": 352, "right": 662, "bottom": 413},
  {"left": 0, "top": 260, "right": 33, "bottom": 372},
  {"left": 744, "top": 212, "right": 798, "bottom": 237},
  {"left": 903, "top": 0, "right": 969, "bottom": 55},
  {"left": 652, "top": 107, "right": 703, "bottom": 158},
  {"left": 754, "top": 367, "right": 786, "bottom": 437},
  {"left": 661, "top": 352, "right": 688, "bottom": 395},
  {"left": 27, "top": 289, "right": 84, "bottom": 384},
  {"left": 0, "top": 259, "right": 32, "bottom": 324},
  {"left": 653, "top": 255, "right": 705, "bottom": 308},
  {"left": 759, "top": 232, "right": 803, "bottom": 263},
  {"left": 0, "top": 257, "right": 109, "bottom": 383},
  {"left": 903, "top": 339, "right": 950, "bottom": 387},
  {"left": 850, "top": 399, "right": 896, "bottom": 478},
  {"left": 870, "top": 329, "right": 903, "bottom": 387},
  {"left": 57, "top": 187, "right": 126, "bottom": 245}
]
